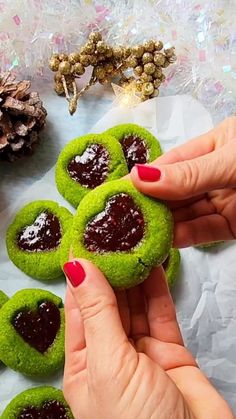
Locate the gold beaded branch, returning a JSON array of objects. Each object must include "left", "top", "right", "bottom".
[{"left": 49, "top": 31, "right": 176, "bottom": 115}]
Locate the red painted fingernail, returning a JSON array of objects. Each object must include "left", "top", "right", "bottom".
[
  {"left": 63, "top": 261, "right": 86, "bottom": 287},
  {"left": 135, "top": 164, "right": 161, "bottom": 182}
]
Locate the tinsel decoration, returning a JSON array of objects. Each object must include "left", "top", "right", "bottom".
[
  {"left": 0, "top": 72, "right": 47, "bottom": 161},
  {"left": 49, "top": 32, "right": 175, "bottom": 114},
  {"left": 0, "top": 1, "right": 235, "bottom": 122}
]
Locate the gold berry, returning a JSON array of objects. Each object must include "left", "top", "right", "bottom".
[
  {"left": 135, "top": 79, "right": 143, "bottom": 92},
  {"left": 74, "top": 63, "right": 85, "bottom": 75},
  {"left": 89, "top": 31, "right": 102, "bottom": 43},
  {"left": 59, "top": 53, "right": 68, "bottom": 61},
  {"left": 144, "top": 62, "right": 156, "bottom": 75},
  {"left": 54, "top": 82, "right": 65, "bottom": 95},
  {"left": 134, "top": 65, "right": 143, "bottom": 76},
  {"left": 54, "top": 72, "right": 62, "bottom": 83},
  {"left": 68, "top": 52, "right": 80, "bottom": 64},
  {"left": 153, "top": 52, "right": 165, "bottom": 66},
  {"left": 123, "top": 47, "right": 131, "bottom": 58},
  {"left": 141, "top": 72, "right": 153, "bottom": 82},
  {"left": 154, "top": 79, "right": 162, "bottom": 88},
  {"left": 104, "top": 63, "right": 114, "bottom": 73},
  {"left": 49, "top": 57, "right": 60, "bottom": 71},
  {"left": 126, "top": 56, "right": 138, "bottom": 68},
  {"left": 96, "top": 41, "right": 107, "bottom": 53},
  {"left": 94, "top": 66, "right": 106, "bottom": 79},
  {"left": 155, "top": 40, "right": 163, "bottom": 51},
  {"left": 153, "top": 68, "right": 163, "bottom": 79},
  {"left": 142, "top": 81, "right": 154, "bottom": 96},
  {"left": 142, "top": 52, "right": 153, "bottom": 64},
  {"left": 132, "top": 45, "right": 144, "bottom": 58},
  {"left": 144, "top": 40, "right": 155, "bottom": 52},
  {"left": 80, "top": 55, "right": 92, "bottom": 67},
  {"left": 105, "top": 46, "right": 113, "bottom": 58},
  {"left": 58, "top": 61, "right": 71, "bottom": 75},
  {"left": 164, "top": 47, "right": 175, "bottom": 58},
  {"left": 113, "top": 46, "right": 123, "bottom": 60},
  {"left": 162, "top": 58, "right": 170, "bottom": 68}
]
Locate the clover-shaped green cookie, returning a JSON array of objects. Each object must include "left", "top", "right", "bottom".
[
  {"left": 55, "top": 133, "right": 128, "bottom": 208},
  {"left": 105, "top": 123, "right": 162, "bottom": 171},
  {"left": 163, "top": 248, "right": 181, "bottom": 287},
  {"left": 1, "top": 386, "right": 74, "bottom": 418},
  {"left": 0, "top": 289, "right": 65, "bottom": 377},
  {"left": 6, "top": 200, "right": 73, "bottom": 281},
  {"left": 0, "top": 290, "right": 8, "bottom": 308},
  {"left": 61, "top": 179, "right": 173, "bottom": 289}
]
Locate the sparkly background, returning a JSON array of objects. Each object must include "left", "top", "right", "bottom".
[{"left": 0, "top": 0, "right": 235, "bottom": 122}]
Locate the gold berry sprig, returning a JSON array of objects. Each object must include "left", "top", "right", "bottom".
[{"left": 49, "top": 32, "right": 176, "bottom": 115}]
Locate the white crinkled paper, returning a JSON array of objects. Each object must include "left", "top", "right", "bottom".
[{"left": 0, "top": 94, "right": 235, "bottom": 414}]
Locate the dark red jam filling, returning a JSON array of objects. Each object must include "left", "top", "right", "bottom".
[
  {"left": 163, "top": 255, "right": 170, "bottom": 271},
  {"left": 12, "top": 301, "right": 61, "bottom": 353},
  {"left": 120, "top": 134, "right": 148, "bottom": 171},
  {"left": 17, "top": 212, "right": 61, "bottom": 252},
  {"left": 84, "top": 193, "right": 144, "bottom": 253},
  {"left": 67, "top": 143, "right": 109, "bottom": 189},
  {"left": 18, "top": 400, "right": 68, "bottom": 419}
]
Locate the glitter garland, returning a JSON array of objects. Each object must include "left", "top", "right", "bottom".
[{"left": 0, "top": 0, "right": 235, "bottom": 122}]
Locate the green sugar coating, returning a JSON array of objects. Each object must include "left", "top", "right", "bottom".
[
  {"left": 0, "top": 290, "right": 9, "bottom": 308},
  {"left": 55, "top": 133, "right": 129, "bottom": 208},
  {"left": 0, "top": 289, "right": 65, "bottom": 377},
  {"left": 61, "top": 179, "right": 173, "bottom": 289},
  {"left": 105, "top": 123, "right": 162, "bottom": 168},
  {"left": 163, "top": 248, "right": 181, "bottom": 288},
  {"left": 6, "top": 200, "right": 73, "bottom": 281},
  {"left": 1, "top": 386, "right": 74, "bottom": 418}
]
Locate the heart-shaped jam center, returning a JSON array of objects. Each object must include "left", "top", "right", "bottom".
[
  {"left": 12, "top": 301, "right": 60, "bottom": 353},
  {"left": 17, "top": 212, "right": 61, "bottom": 252},
  {"left": 19, "top": 400, "right": 68, "bottom": 419},
  {"left": 67, "top": 143, "right": 109, "bottom": 189},
  {"left": 120, "top": 135, "right": 149, "bottom": 171},
  {"left": 84, "top": 193, "right": 144, "bottom": 253}
]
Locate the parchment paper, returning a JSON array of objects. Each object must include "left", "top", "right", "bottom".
[{"left": 0, "top": 95, "right": 235, "bottom": 414}]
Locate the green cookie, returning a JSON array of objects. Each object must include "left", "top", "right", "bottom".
[
  {"left": 55, "top": 133, "right": 128, "bottom": 208},
  {"left": 61, "top": 179, "right": 173, "bottom": 289},
  {"left": 163, "top": 248, "right": 181, "bottom": 287},
  {"left": 0, "top": 290, "right": 8, "bottom": 308},
  {"left": 105, "top": 123, "right": 162, "bottom": 171},
  {"left": 1, "top": 386, "right": 74, "bottom": 418},
  {"left": 6, "top": 200, "right": 73, "bottom": 281},
  {"left": 0, "top": 289, "right": 65, "bottom": 377}
]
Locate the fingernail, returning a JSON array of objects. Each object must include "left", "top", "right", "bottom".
[
  {"left": 63, "top": 260, "right": 86, "bottom": 287},
  {"left": 135, "top": 164, "right": 161, "bottom": 182}
]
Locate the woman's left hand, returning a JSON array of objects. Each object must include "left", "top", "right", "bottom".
[{"left": 63, "top": 259, "right": 233, "bottom": 419}]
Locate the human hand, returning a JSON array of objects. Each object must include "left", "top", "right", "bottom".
[
  {"left": 130, "top": 117, "right": 236, "bottom": 248},
  {"left": 63, "top": 259, "right": 233, "bottom": 419}
]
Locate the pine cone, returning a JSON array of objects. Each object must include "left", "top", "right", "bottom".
[{"left": 0, "top": 72, "right": 47, "bottom": 161}]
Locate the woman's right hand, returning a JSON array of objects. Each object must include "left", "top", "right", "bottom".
[{"left": 130, "top": 117, "right": 236, "bottom": 248}]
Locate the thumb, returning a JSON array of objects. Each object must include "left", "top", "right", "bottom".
[
  {"left": 130, "top": 142, "right": 236, "bottom": 200},
  {"left": 63, "top": 259, "right": 129, "bottom": 365}
]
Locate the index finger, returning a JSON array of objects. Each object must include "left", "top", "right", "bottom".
[{"left": 154, "top": 129, "right": 216, "bottom": 166}]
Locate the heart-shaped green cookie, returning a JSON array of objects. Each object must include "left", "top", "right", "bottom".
[
  {"left": 1, "top": 386, "right": 74, "bottom": 418},
  {"left": 61, "top": 179, "right": 173, "bottom": 289},
  {"left": 105, "top": 123, "right": 162, "bottom": 171},
  {"left": 0, "top": 289, "right": 65, "bottom": 377},
  {"left": 6, "top": 200, "right": 73, "bottom": 281},
  {"left": 55, "top": 133, "right": 128, "bottom": 208}
]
